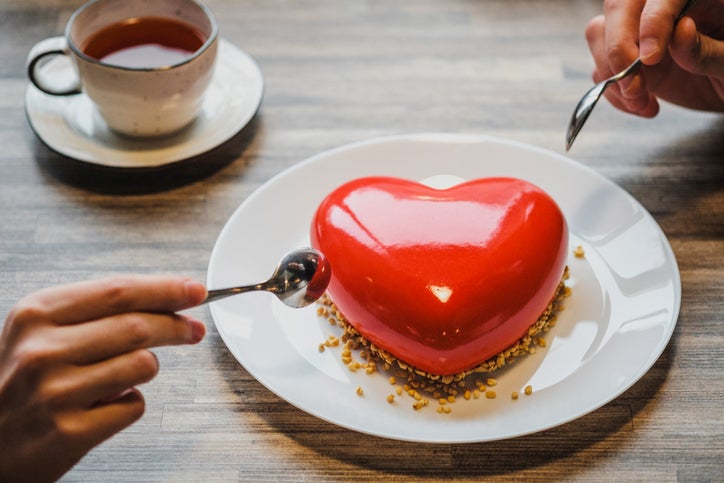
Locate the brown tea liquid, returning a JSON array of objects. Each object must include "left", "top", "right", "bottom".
[{"left": 82, "top": 17, "right": 206, "bottom": 68}]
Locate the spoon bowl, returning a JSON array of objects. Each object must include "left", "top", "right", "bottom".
[
  {"left": 204, "top": 248, "right": 331, "bottom": 308},
  {"left": 566, "top": 59, "right": 641, "bottom": 151}
]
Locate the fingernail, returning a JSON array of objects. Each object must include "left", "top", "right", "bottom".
[
  {"left": 640, "top": 37, "right": 659, "bottom": 63},
  {"left": 184, "top": 279, "right": 207, "bottom": 305},
  {"left": 187, "top": 318, "right": 206, "bottom": 343}
]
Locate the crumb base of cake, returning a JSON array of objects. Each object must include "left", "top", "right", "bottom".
[{"left": 318, "top": 267, "right": 570, "bottom": 392}]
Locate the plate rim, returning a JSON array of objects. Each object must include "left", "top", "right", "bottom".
[{"left": 207, "top": 132, "right": 681, "bottom": 443}]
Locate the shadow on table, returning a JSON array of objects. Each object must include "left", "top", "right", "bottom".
[
  {"left": 614, "top": 117, "right": 724, "bottom": 213},
  {"left": 30, "top": 115, "right": 260, "bottom": 195},
  {"left": 244, "top": 342, "right": 672, "bottom": 479}
]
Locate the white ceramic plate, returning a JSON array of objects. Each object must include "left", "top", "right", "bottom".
[
  {"left": 25, "top": 39, "right": 263, "bottom": 168},
  {"left": 207, "top": 133, "right": 680, "bottom": 443}
]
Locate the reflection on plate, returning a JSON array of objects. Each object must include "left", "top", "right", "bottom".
[
  {"left": 24, "top": 39, "right": 263, "bottom": 168},
  {"left": 207, "top": 133, "right": 680, "bottom": 443}
]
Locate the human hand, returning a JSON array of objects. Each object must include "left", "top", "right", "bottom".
[
  {"left": 0, "top": 275, "right": 207, "bottom": 482},
  {"left": 585, "top": 0, "right": 724, "bottom": 117}
]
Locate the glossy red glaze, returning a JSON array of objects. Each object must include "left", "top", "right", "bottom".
[{"left": 311, "top": 176, "right": 568, "bottom": 376}]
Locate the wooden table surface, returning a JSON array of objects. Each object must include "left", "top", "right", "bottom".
[{"left": 1, "top": 0, "right": 722, "bottom": 481}]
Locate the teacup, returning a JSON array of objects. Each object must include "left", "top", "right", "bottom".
[{"left": 26, "top": 0, "right": 218, "bottom": 138}]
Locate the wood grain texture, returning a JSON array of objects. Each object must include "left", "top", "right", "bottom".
[{"left": 1, "top": 0, "right": 722, "bottom": 481}]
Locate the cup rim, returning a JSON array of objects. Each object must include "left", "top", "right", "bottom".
[{"left": 65, "top": 0, "right": 219, "bottom": 72}]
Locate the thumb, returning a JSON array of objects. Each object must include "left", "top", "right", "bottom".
[{"left": 670, "top": 17, "right": 724, "bottom": 77}]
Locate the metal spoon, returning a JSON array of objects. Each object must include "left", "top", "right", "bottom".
[
  {"left": 566, "top": 59, "right": 641, "bottom": 151},
  {"left": 565, "top": 0, "right": 697, "bottom": 151},
  {"left": 204, "top": 248, "right": 331, "bottom": 308}
]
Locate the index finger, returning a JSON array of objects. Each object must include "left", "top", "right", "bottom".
[
  {"left": 21, "top": 275, "right": 207, "bottom": 325},
  {"left": 603, "top": 0, "right": 646, "bottom": 72}
]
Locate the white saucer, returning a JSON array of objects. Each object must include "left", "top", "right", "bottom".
[{"left": 25, "top": 39, "right": 264, "bottom": 168}]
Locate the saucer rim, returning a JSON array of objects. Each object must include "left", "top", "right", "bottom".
[{"left": 24, "top": 38, "right": 264, "bottom": 168}]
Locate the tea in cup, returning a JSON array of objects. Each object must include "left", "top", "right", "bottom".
[{"left": 27, "top": 0, "right": 218, "bottom": 138}]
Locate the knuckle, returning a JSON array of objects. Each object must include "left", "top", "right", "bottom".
[
  {"left": 585, "top": 15, "right": 604, "bottom": 43},
  {"left": 640, "top": 9, "right": 669, "bottom": 27},
  {"left": 37, "top": 378, "right": 72, "bottom": 409},
  {"left": 101, "top": 276, "right": 138, "bottom": 312},
  {"left": 605, "top": 41, "right": 633, "bottom": 70},
  {"left": 53, "top": 413, "right": 88, "bottom": 444},
  {"left": 5, "top": 298, "right": 50, "bottom": 330},
  {"left": 121, "top": 314, "right": 154, "bottom": 347},
  {"left": 13, "top": 339, "right": 59, "bottom": 373}
]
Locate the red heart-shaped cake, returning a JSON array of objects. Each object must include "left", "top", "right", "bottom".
[{"left": 311, "top": 176, "right": 568, "bottom": 377}]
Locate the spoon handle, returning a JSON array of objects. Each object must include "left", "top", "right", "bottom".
[
  {"left": 609, "top": 58, "right": 641, "bottom": 83},
  {"left": 204, "top": 283, "right": 266, "bottom": 304}
]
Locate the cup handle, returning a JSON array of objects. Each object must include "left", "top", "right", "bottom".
[{"left": 26, "top": 37, "right": 81, "bottom": 96}]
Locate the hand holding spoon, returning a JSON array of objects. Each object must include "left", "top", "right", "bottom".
[
  {"left": 565, "top": 0, "right": 697, "bottom": 151},
  {"left": 204, "top": 248, "right": 331, "bottom": 308}
]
